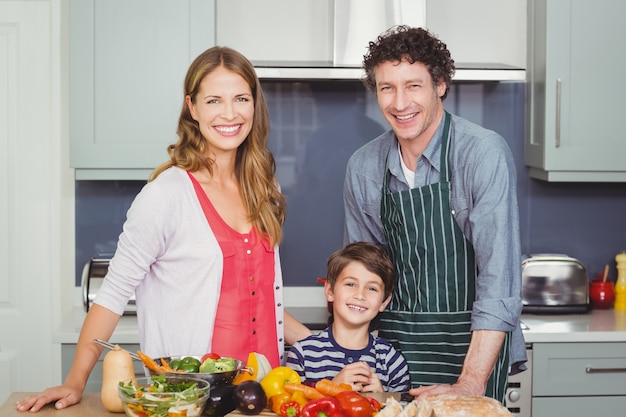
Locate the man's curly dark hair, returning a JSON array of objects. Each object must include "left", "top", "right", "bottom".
[{"left": 362, "top": 25, "right": 456, "bottom": 100}]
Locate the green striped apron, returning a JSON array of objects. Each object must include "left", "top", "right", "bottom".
[{"left": 378, "top": 112, "right": 510, "bottom": 402}]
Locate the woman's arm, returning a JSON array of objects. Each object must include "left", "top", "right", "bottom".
[
  {"left": 283, "top": 310, "right": 312, "bottom": 346},
  {"left": 16, "top": 304, "right": 121, "bottom": 412}
]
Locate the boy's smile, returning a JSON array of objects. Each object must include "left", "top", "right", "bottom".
[{"left": 325, "top": 261, "right": 391, "bottom": 327}]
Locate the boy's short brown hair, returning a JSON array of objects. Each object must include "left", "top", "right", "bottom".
[{"left": 326, "top": 242, "right": 396, "bottom": 300}]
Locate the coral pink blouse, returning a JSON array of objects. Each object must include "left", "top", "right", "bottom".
[{"left": 188, "top": 172, "right": 280, "bottom": 367}]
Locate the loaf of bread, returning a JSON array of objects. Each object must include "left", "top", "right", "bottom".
[{"left": 376, "top": 395, "right": 512, "bottom": 417}]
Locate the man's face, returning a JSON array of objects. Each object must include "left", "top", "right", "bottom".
[{"left": 374, "top": 59, "right": 446, "bottom": 144}]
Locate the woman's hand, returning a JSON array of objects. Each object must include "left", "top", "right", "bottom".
[{"left": 15, "top": 384, "right": 83, "bottom": 412}]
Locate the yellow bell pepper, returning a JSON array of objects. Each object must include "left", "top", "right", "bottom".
[
  {"left": 290, "top": 391, "right": 308, "bottom": 408},
  {"left": 260, "top": 366, "right": 302, "bottom": 399}
]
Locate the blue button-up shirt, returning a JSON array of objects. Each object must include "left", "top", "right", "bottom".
[{"left": 343, "top": 112, "right": 527, "bottom": 373}]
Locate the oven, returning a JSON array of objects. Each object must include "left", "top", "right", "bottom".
[{"left": 506, "top": 344, "right": 532, "bottom": 417}]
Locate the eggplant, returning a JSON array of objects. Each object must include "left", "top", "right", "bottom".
[
  {"left": 233, "top": 380, "right": 267, "bottom": 415},
  {"left": 204, "top": 384, "right": 237, "bottom": 416}
]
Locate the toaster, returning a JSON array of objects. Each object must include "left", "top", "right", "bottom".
[
  {"left": 521, "top": 254, "right": 590, "bottom": 314},
  {"left": 81, "top": 258, "right": 137, "bottom": 315}
]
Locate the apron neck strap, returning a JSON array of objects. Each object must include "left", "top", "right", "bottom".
[{"left": 440, "top": 111, "right": 452, "bottom": 182}]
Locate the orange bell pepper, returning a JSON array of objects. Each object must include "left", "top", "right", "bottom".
[{"left": 269, "top": 392, "right": 293, "bottom": 415}]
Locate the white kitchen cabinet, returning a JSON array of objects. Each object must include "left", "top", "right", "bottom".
[
  {"left": 69, "top": 0, "right": 215, "bottom": 180},
  {"left": 526, "top": 0, "right": 626, "bottom": 182},
  {"left": 531, "top": 342, "right": 626, "bottom": 417},
  {"left": 61, "top": 344, "right": 144, "bottom": 392}
]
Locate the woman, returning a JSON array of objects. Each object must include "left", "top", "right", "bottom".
[{"left": 17, "top": 46, "right": 311, "bottom": 413}]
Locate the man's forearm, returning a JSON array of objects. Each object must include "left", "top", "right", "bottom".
[{"left": 456, "top": 329, "right": 506, "bottom": 395}]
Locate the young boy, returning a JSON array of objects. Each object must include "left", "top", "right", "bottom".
[{"left": 286, "top": 242, "right": 410, "bottom": 392}]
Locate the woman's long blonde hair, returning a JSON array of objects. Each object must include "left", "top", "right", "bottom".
[{"left": 150, "top": 46, "right": 286, "bottom": 246}]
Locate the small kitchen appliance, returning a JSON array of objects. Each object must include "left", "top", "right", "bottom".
[
  {"left": 522, "top": 254, "right": 589, "bottom": 314},
  {"left": 82, "top": 257, "right": 136, "bottom": 315}
]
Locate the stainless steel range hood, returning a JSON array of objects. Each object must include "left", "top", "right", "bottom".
[
  {"left": 251, "top": 62, "right": 526, "bottom": 82},
  {"left": 216, "top": 0, "right": 525, "bottom": 82},
  {"left": 216, "top": 0, "right": 424, "bottom": 80}
]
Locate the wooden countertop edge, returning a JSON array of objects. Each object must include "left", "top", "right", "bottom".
[{"left": 1, "top": 392, "right": 120, "bottom": 417}]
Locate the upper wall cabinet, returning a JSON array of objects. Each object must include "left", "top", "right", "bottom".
[
  {"left": 216, "top": 0, "right": 526, "bottom": 82},
  {"left": 526, "top": 0, "right": 626, "bottom": 182},
  {"left": 69, "top": 0, "right": 215, "bottom": 180}
]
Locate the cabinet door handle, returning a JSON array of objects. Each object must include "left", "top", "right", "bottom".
[
  {"left": 586, "top": 367, "right": 626, "bottom": 374},
  {"left": 555, "top": 78, "right": 561, "bottom": 148}
]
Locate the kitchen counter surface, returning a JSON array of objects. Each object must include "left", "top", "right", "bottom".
[
  {"left": 1, "top": 393, "right": 118, "bottom": 417},
  {"left": 55, "top": 306, "right": 331, "bottom": 344},
  {"left": 55, "top": 307, "right": 626, "bottom": 345},
  {"left": 521, "top": 308, "right": 626, "bottom": 343}
]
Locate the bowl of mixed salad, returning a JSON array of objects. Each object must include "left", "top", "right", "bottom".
[{"left": 118, "top": 374, "right": 211, "bottom": 417}]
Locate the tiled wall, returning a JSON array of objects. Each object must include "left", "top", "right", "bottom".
[{"left": 75, "top": 80, "right": 626, "bottom": 286}]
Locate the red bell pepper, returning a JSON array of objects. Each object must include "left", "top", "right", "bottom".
[
  {"left": 280, "top": 401, "right": 301, "bottom": 417},
  {"left": 334, "top": 391, "right": 377, "bottom": 417},
  {"left": 301, "top": 397, "right": 343, "bottom": 417}
]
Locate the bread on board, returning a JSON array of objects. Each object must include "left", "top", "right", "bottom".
[{"left": 376, "top": 395, "right": 512, "bottom": 417}]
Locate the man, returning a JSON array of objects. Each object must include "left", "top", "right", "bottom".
[{"left": 343, "top": 25, "right": 526, "bottom": 403}]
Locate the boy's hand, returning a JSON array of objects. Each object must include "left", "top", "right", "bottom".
[
  {"left": 361, "top": 371, "right": 383, "bottom": 393},
  {"left": 332, "top": 362, "right": 381, "bottom": 392}
]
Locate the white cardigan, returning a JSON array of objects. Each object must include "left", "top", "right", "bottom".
[{"left": 94, "top": 167, "right": 285, "bottom": 361}]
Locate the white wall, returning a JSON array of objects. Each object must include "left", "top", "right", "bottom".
[{"left": 0, "top": 0, "right": 74, "bottom": 403}]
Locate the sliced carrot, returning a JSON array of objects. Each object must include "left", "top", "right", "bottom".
[
  {"left": 136, "top": 350, "right": 161, "bottom": 372},
  {"left": 283, "top": 382, "right": 325, "bottom": 400},
  {"left": 315, "top": 379, "right": 352, "bottom": 396},
  {"left": 160, "top": 358, "right": 183, "bottom": 373}
]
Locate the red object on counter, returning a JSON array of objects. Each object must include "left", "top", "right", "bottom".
[
  {"left": 301, "top": 397, "right": 342, "bottom": 417},
  {"left": 335, "top": 391, "right": 378, "bottom": 417},
  {"left": 590, "top": 280, "right": 615, "bottom": 309},
  {"left": 316, "top": 277, "right": 333, "bottom": 313}
]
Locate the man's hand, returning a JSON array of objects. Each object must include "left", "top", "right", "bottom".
[{"left": 409, "top": 379, "right": 484, "bottom": 400}]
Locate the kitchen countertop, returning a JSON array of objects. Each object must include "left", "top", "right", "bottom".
[
  {"left": 55, "top": 307, "right": 626, "bottom": 345},
  {"left": 1, "top": 393, "right": 118, "bottom": 417},
  {"left": 55, "top": 306, "right": 331, "bottom": 344},
  {"left": 521, "top": 308, "right": 626, "bottom": 343}
]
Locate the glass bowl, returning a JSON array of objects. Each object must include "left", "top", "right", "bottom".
[{"left": 118, "top": 375, "right": 210, "bottom": 417}]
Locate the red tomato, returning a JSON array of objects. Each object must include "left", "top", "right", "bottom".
[
  {"left": 335, "top": 391, "right": 375, "bottom": 417},
  {"left": 201, "top": 352, "right": 221, "bottom": 362}
]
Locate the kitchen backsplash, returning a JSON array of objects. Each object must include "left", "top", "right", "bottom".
[{"left": 75, "top": 80, "right": 626, "bottom": 286}]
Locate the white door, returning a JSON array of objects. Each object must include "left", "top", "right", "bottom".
[{"left": 0, "top": 0, "right": 71, "bottom": 404}]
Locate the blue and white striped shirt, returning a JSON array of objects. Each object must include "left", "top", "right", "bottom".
[{"left": 286, "top": 326, "right": 411, "bottom": 392}]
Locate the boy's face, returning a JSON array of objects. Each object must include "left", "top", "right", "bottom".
[{"left": 325, "top": 261, "right": 391, "bottom": 327}]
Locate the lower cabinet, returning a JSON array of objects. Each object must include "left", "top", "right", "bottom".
[
  {"left": 61, "top": 344, "right": 144, "bottom": 392},
  {"left": 531, "top": 342, "right": 626, "bottom": 417}
]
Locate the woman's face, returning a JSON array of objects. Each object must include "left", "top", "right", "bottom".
[{"left": 186, "top": 65, "right": 254, "bottom": 155}]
